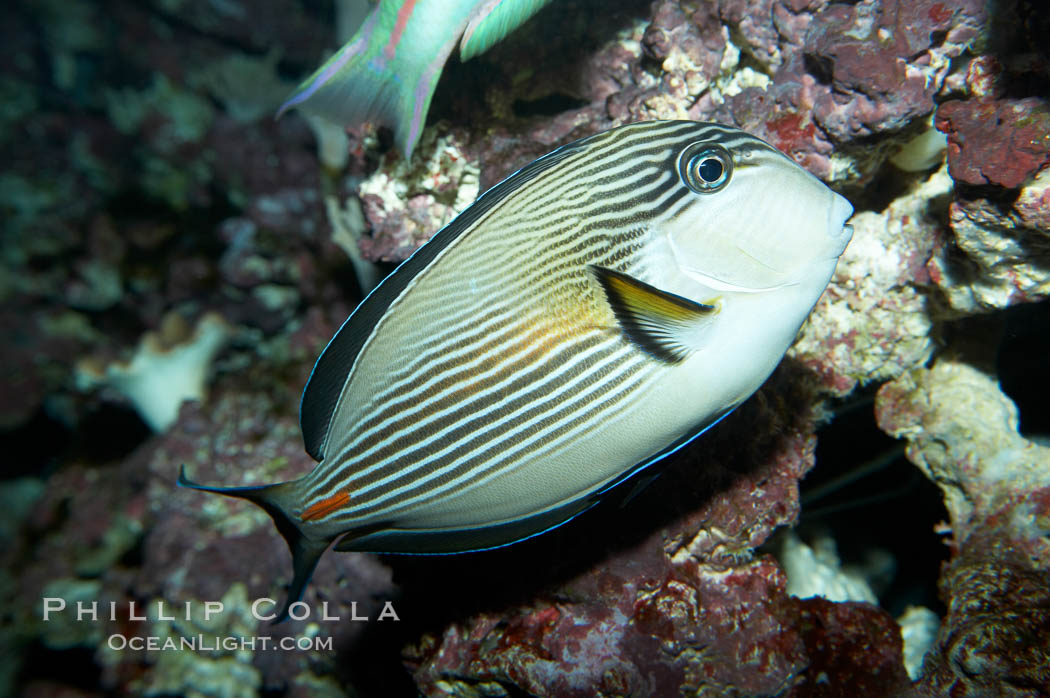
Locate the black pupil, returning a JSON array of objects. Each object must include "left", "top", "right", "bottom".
[{"left": 697, "top": 157, "right": 723, "bottom": 183}]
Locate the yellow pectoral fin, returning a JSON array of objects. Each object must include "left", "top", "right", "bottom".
[{"left": 591, "top": 265, "right": 719, "bottom": 363}]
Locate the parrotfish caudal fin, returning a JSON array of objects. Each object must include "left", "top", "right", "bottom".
[
  {"left": 276, "top": 4, "right": 467, "bottom": 159},
  {"left": 176, "top": 466, "right": 328, "bottom": 624},
  {"left": 458, "top": 0, "right": 555, "bottom": 61}
]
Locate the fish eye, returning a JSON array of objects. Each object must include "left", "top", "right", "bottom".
[{"left": 678, "top": 143, "right": 733, "bottom": 193}]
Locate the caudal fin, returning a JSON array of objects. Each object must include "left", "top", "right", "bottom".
[
  {"left": 276, "top": 6, "right": 460, "bottom": 159},
  {"left": 177, "top": 466, "right": 328, "bottom": 624}
]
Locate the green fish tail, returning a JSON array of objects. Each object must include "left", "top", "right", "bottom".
[
  {"left": 459, "top": 0, "right": 554, "bottom": 61},
  {"left": 277, "top": 0, "right": 555, "bottom": 158},
  {"left": 176, "top": 465, "right": 327, "bottom": 624},
  {"left": 277, "top": 2, "right": 466, "bottom": 159}
]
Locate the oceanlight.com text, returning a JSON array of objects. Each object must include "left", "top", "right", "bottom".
[{"left": 107, "top": 633, "right": 334, "bottom": 652}]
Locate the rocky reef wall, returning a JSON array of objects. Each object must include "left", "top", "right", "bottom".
[{"left": 2, "top": 0, "right": 1048, "bottom": 696}]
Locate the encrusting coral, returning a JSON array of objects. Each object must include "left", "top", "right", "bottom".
[
  {"left": 76, "top": 312, "right": 232, "bottom": 432},
  {"left": 876, "top": 332, "right": 1050, "bottom": 693}
]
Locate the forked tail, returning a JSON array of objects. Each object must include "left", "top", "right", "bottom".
[
  {"left": 177, "top": 465, "right": 328, "bottom": 623},
  {"left": 275, "top": 5, "right": 458, "bottom": 159}
]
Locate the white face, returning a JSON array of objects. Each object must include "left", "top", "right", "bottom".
[{"left": 664, "top": 138, "right": 854, "bottom": 294}]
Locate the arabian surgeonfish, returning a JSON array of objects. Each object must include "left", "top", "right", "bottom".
[
  {"left": 278, "top": 0, "right": 555, "bottom": 158},
  {"left": 180, "top": 120, "right": 854, "bottom": 621}
]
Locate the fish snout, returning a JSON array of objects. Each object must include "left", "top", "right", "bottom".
[{"left": 827, "top": 193, "right": 855, "bottom": 255}]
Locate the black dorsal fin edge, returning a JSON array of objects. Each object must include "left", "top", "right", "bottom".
[{"left": 298, "top": 136, "right": 591, "bottom": 461}]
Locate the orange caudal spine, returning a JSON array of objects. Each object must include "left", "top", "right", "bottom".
[{"left": 300, "top": 491, "right": 351, "bottom": 522}]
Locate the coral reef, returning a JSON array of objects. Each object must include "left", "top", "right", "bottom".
[
  {"left": 404, "top": 384, "right": 913, "bottom": 697},
  {"left": 2, "top": 0, "right": 1049, "bottom": 695},
  {"left": 789, "top": 167, "right": 944, "bottom": 395},
  {"left": 775, "top": 530, "right": 879, "bottom": 605},
  {"left": 928, "top": 167, "right": 1050, "bottom": 313},
  {"left": 357, "top": 129, "right": 481, "bottom": 261},
  {"left": 6, "top": 375, "right": 401, "bottom": 695},
  {"left": 710, "top": 0, "right": 985, "bottom": 183},
  {"left": 925, "top": 52, "right": 1050, "bottom": 314},
  {"left": 876, "top": 337, "right": 1050, "bottom": 694},
  {"left": 76, "top": 311, "right": 232, "bottom": 432}
]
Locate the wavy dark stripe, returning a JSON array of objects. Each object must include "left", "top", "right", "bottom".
[
  {"left": 328, "top": 229, "right": 651, "bottom": 462},
  {"left": 335, "top": 345, "right": 646, "bottom": 519},
  {"left": 298, "top": 120, "right": 779, "bottom": 523}
]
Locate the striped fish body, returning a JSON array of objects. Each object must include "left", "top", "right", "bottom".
[{"left": 180, "top": 121, "right": 854, "bottom": 620}]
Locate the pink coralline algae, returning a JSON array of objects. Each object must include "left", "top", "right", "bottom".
[
  {"left": 7, "top": 371, "right": 400, "bottom": 695},
  {"left": 927, "top": 174, "right": 1050, "bottom": 312},
  {"left": 937, "top": 97, "right": 1050, "bottom": 189},
  {"left": 918, "top": 529, "right": 1050, "bottom": 696},
  {"left": 640, "top": 0, "right": 727, "bottom": 111},
  {"left": 791, "top": 597, "right": 913, "bottom": 697},
  {"left": 356, "top": 130, "right": 481, "bottom": 261},
  {"left": 925, "top": 55, "right": 1050, "bottom": 312},
  {"left": 803, "top": 0, "right": 973, "bottom": 138},
  {"left": 408, "top": 558, "right": 807, "bottom": 697},
  {"left": 713, "top": 0, "right": 985, "bottom": 181},
  {"left": 918, "top": 30, "right": 1050, "bottom": 313},
  {"left": 405, "top": 378, "right": 913, "bottom": 696}
]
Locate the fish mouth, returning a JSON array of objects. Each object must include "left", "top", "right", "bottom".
[
  {"left": 839, "top": 222, "right": 855, "bottom": 245},
  {"left": 827, "top": 194, "right": 855, "bottom": 255},
  {"left": 823, "top": 223, "right": 854, "bottom": 261}
]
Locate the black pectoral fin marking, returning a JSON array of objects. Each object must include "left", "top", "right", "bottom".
[{"left": 591, "top": 265, "right": 718, "bottom": 363}]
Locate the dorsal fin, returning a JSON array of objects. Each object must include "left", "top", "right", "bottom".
[
  {"left": 299, "top": 137, "right": 589, "bottom": 461},
  {"left": 591, "top": 265, "right": 719, "bottom": 364}
]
